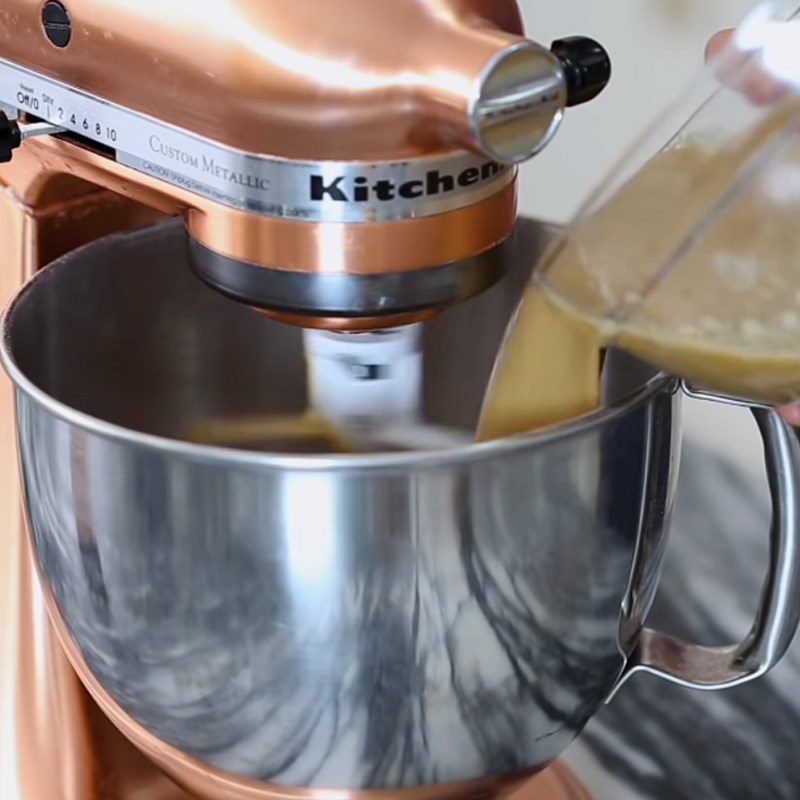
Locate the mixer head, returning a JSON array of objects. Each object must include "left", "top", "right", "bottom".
[{"left": 0, "top": 0, "right": 610, "bottom": 329}]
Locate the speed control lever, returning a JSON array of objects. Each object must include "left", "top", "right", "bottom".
[{"left": 0, "top": 111, "right": 65, "bottom": 163}]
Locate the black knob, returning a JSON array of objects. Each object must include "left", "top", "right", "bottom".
[
  {"left": 551, "top": 36, "right": 611, "bottom": 107},
  {"left": 42, "top": 1, "right": 72, "bottom": 48},
  {"left": 0, "top": 112, "right": 22, "bottom": 164}
]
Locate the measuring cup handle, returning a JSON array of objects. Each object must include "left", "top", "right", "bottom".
[{"left": 618, "top": 392, "right": 800, "bottom": 691}]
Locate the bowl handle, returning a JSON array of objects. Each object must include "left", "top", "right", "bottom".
[{"left": 616, "top": 383, "right": 800, "bottom": 692}]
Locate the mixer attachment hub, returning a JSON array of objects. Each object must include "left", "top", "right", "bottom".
[{"left": 189, "top": 235, "right": 513, "bottom": 329}]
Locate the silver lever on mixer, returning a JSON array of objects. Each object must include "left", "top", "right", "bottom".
[{"left": 0, "top": 110, "right": 65, "bottom": 163}]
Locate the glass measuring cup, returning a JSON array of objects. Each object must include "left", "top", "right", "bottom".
[{"left": 537, "top": 0, "right": 800, "bottom": 403}]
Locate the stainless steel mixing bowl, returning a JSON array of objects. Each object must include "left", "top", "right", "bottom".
[{"left": 3, "top": 218, "right": 800, "bottom": 792}]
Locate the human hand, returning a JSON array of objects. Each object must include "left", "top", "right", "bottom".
[{"left": 705, "top": 28, "right": 788, "bottom": 104}]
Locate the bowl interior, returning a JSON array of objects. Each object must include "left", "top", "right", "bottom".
[{"left": 4, "top": 217, "right": 657, "bottom": 451}]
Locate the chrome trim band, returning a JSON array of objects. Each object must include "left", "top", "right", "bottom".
[
  {"left": 189, "top": 237, "right": 510, "bottom": 315},
  {"left": 0, "top": 57, "right": 515, "bottom": 222}
]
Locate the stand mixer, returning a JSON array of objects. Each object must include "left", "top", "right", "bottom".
[
  {"left": 0, "top": 1, "right": 613, "bottom": 797},
  {"left": 5, "top": 3, "right": 800, "bottom": 799}
]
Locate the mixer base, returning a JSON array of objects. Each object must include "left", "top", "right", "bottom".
[
  {"left": 44, "top": 668, "right": 592, "bottom": 800},
  {"left": 75, "top": 677, "right": 592, "bottom": 799},
  {"left": 17, "top": 664, "right": 589, "bottom": 800},
  {"left": 513, "top": 763, "right": 590, "bottom": 800},
  {"left": 23, "top": 641, "right": 589, "bottom": 800}
]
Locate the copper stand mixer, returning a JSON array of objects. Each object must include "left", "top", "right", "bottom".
[{"left": 0, "top": 1, "right": 610, "bottom": 797}]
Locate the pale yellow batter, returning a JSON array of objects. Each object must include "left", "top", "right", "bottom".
[
  {"left": 187, "top": 411, "right": 351, "bottom": 452},
  {"left": 480, "top": 101, "right": 800, "bottom": 441},
  {"left": 477, "top": 284, "right": 602, "bottom": 441}
]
